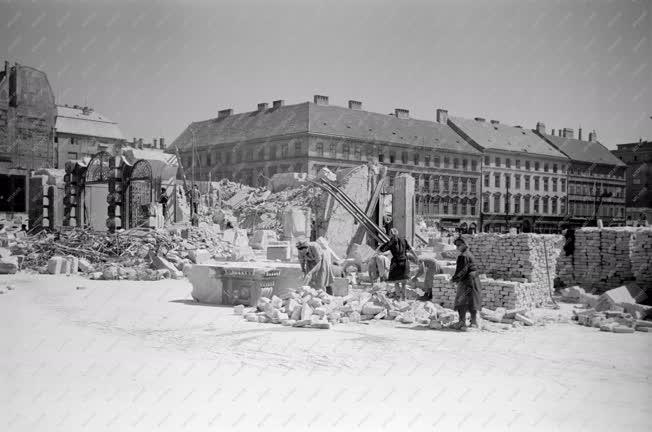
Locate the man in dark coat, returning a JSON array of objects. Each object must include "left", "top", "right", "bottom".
[
  {"left": 450, "top": 237, "right": 483, "bottom": 329},
  {"left": 376, "top": 228, "right": 418, "bottom": 300}
]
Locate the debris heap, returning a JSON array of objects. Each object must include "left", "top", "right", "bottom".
[{"left": 8, "top": 227, "right": 231, "bottom": 280}]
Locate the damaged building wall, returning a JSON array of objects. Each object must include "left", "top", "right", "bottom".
[{"left": 316, "top": 164, "right": 372, "bottom": 258}]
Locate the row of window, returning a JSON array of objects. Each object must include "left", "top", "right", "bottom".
[
  {"left": 484, "top": 172, "right": 566, "bottom": 193},
  {"left": 415, "top": 197, "right": 477, "bottom": 217},
  {"left": 482, "top": 196, "right": 566, "bottom": 216},
  {"left": 484, "top": 156, "right": 566, "bottom": 173},
  {"left": 569, "top": 183, "right": 624, "bottom": 198},
  {"left": 414, "top": 176, "right": 478, "bottom": 194},
  {"left": 569, "top": 202, "right": 625, "bottom": 218}
]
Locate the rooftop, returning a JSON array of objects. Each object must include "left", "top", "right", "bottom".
[
  {"left": 540, "top": 133, "right": 626, "bottom": 166},
  {"left": 171, "top": 101, "right": 480, "bottom": 155},
  {"left": 55, "top": 105, "right": 124, "bottom": 140},
  {"left": 449, "top": 116, "right": 568, "bottom": 159}
]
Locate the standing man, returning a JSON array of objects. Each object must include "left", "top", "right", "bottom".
[
  {"left": 192, "top": 185, "right": 201, "bottom": 215},
  {"left": 375, "top": 228, "right": 418, "bottom": 300},
  {"left": 450, "top": 237, "right": 483, "bottom": 329},
  {"left": 159, "top": 188, "right": 169, "bottom": 224}
]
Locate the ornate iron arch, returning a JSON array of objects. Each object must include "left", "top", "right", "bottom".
[
  {"left": 129, "top": 159, "right": 153, "bottom": 182},
  {"left": 85, "top": 151, "right": 112, "bottom": 183}
]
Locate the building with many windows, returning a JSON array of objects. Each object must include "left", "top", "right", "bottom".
[
  {"left": 537, "top": 127, "right": 627, "bottom": 227},
  {"left": 171, "top": 96, "right": 483, "bottom": 228},
  {"left": 448, "top": 116, "right": 570, "bottom": 233},
  {"left": 54, "top": 104, "right": 125, "bottom": 168},
  {"left": 611, "top": 140, "right": 652, "bottom": 218}
]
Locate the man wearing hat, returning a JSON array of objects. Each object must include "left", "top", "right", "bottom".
[
  {"left": 296, "top": 240, "right": 318, "bottom": 276},
  {"left": 450, "top": 237, "right": 483, "bottom": 329}
]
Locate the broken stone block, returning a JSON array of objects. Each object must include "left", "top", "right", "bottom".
[
  {"left": 78, "top": 258, "right": 94, "bottom": 273},
  {"left": 258, "top": 315, "right": 269, "bottom": 323},
  {"left": 399, "top": 312, "right": 415, "bottom": 324},
  {"left": 328, "top": 312, "right": 341, "bottom": 322},
  {"left": 514, "top": 313, "right": 534, "bottom": 326},
  {"left": 308, "top": 298, "right": 323, "bottom": 308},
  {"left": 0, "top": 257, "right": 18, "bottom": 274},
  {"left": 362, "top": 303, "right": 384, "bottom": 316},
  {"left": 374, "top": 310, "right": 387, "bottom": 320},
  {"left": 281, "top": 319, "right": 295, "bottom": 326},
  {"left": 47, "top": 256, "right": 66, "bottom": 274},
  {"left": 188, "top": 249, "right": 211, "bottom": 264},
  {"left": 270, "top": 295, "right": 283, "bottom": 309},
  {"left": 339, "top": 317, "right": 350, "bottom": 324},
  {"left": 150, "top": 255, "right": 182, "bottom": 279},
  {"left": 301, "top": 303, "right": 314, "bottom": 320},
  {"left": 311, "top": 320, "right": 331, "bottom": 329},
  {"left": 257, "top": 297, "right": 271, "bottom": 311},
  {"left": 612, "top": 325, "right": 635, "bottom": 333},
  {"left": 293, "top": 319, "right": 311, "bottom": 327},
  {"left": 429, "top": 319, "right": 443, "bottom": 330},
  {"left": 245, "top": 313, "right": 258, "bottom": 322},
  {"left": 290, "top": 305, "right": 302, "bottom": 321},
  {"left": 596, "top": 285, "right": 637, "bottom": 312},
  {"left": 504, "top": 308, "right": 528, "bottom": 319},
  {"left": 233, "top": 305, "right": 245, "bottom": 315},
  {"left": 277, "top": 313, "right": 289, "bottom": 321},
  {"left": 314, "top": 307, "right": 327, "bottom": 317},
  {"left": 349, "top": 311, "right": 361, "bottom": 322}
]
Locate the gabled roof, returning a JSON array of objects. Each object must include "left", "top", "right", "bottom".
[
  {"left": 55, "top": 105, "right": 123, "bottom": 140},
  {"left": 172, "top": 102, "right": 480, "bottom": 155},
  {"left": 449, "top": 116, "right": 568, "bottom": 159},
  {"left": 172, "top": 103, "right": 310, "bottom": 150},
  {"left": 308, "top": 104, "right": 480, "bottom": 154},
  {"left": 538, "top": 133, "right": 626, "bottom": 166}
]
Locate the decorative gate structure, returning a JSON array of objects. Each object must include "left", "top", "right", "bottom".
[
  {"left": 81, "top": 152, "right": 112, "bottom": 231},
  {"left": 125, "top": 159, "right": 153, "bottom": 228},
  {"left": 63, "top": 160, "right": 88, "bottom": 227}
]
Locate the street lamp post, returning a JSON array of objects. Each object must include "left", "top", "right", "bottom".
[{"left": 504, "top": 174, "right": 511, "bottom": 232}]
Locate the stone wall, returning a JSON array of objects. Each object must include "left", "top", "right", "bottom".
[
  {"left": 461, "top": 233, "right": 563, "bottom": 292},
  {"left": 431, "top": 274, "right": 549, "bottom": 310},
  {"left": 557, "top": 227, "right": 652, "bottom": 294}
]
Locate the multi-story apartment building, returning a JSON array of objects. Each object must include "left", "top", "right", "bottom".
[
  {"left": 537, "top": 126, "right": 627, "bottom": 227},
  {"left": 172, "top": 96, "right": 482, "bottom": 229},
  {"left": 0, "top": 61, "right": 56, "bottom": 215},
  {"left": 54, "top": 104, "right": 125, "bottom": 167},
  {"left": 448, "top": 116, "right": 570, "bottom": 233},
  {"left": 611, "top": 140, "right": 652, "bottom": 220}
]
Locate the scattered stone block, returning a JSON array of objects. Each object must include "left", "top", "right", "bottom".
[
  {"left": 233, "top": 305, "right": 245, "bottom": 315},
  {"left": 514, "top": 313, "right": 534, "bottom": 326},
  {"left": 301, "top": 303, "right": 314, "bottom": 320},
  {"left": 188, "top": 249, "right": 211, "bottom": 264},
  {"left": 0, "top": 257, "right": 18, "bottom": 274},
  {"left": 613, "top": 325, "right": 635, "bottom": 333},
  {"left": 78, "top": 258, "right": 94, "bottom": 273},
  {"left": 311, "top": 320, "right": 331, "bottom": 329}
]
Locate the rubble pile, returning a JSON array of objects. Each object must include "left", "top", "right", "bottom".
[
  {"left": 235, "top": 284, "right": 548, "bottom": 332},
  {"left": 461, "top": 233, "right": 562, "bottom": 291},
  {"left": 557, "top": 227, "right": 652, "bottom": 293},
  {"left": 7, "top": 227, "right": 231, "bottom": 280},
  {"left": 431, "top": 273, "right": 550, "bottom": 310}
]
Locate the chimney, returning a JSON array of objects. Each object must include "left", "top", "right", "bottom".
[
  {"left": 272, "top": 100, "right": 285, "bottom": 108},
  {"left": 562, "top": 128, "right": 574, "bottom": 139},
  {"left": 152, "top": 138, "right": 157, "bottom": 148},
  {"left": 536, "top": 122, "right": 546, "bottom": 134},
  {"left": 348, "top": 100, "right": 362, "bottom": 110},
  {"left": 138, "top": 138, "right": 143, "bottom": 149},
  {"left": 474, "top": 117, "right": 485, "bottom": 122},
  {"left": 132, "top": 137, "right": 137, "bottom": 145},
  {"left": 257, "top": 102, "right": 268, "bottom": 111},
  {"left": 588, "top": 130, "right": 597, "bottom": 142},
  {"left": 395, "top": 108, "right": 409, "bottom": 119},
  {"left": 578, "top": 127, "right": 583, "bottom": 141},
  {"left": 218, "top": 108, "right": 233, "bottom": 119},
  {"left": 490, "top": 119, "right": 500, "bottom": 125},
  {"left": 551, "top": 128, "right": 555, "bottom": 136},
  {"left": 436, "top": 108, "right": 448, "bottom": 124},
  {"left": 159, "top": 137, "right": 165, "bottom": 149},
  {"left": 314, "top": 95, "right": 329, "bottom": 106}
]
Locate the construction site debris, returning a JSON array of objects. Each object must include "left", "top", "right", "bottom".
[{"left": 7, "top": 227, "right": 232, "bottom": 280}]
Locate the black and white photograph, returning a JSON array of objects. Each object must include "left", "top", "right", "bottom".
[{"left": 0, "top": 0, "right": 651, "bottom": 431}]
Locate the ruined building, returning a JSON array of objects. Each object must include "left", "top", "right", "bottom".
[
  {"left": 172, "top": 96, "right": 483, "bottom": 228},
  {"left": 612, "top": 140, "right": 652, "bottom": 217},
  {"left": 0, "top": 61, "right": 56, "bottom": 213},
  {"left": 537, "top": 126, "right": 627, "bottom": 227}
]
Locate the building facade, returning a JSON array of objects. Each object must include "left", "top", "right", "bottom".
[
  {"left": 612, "top": 140, "right": 652, "bottom": 213},
  {"left": 538, "top": 127, "right": 627, "bottom": 227},
  {"left": 0, "top": 61, "right": 56, "bottom": 214},
  {"left": 448, "top": 116, "right": 570, "bottom": 233},
  {"left": 54, "top": 104, "right": 125, "bottom": 168},
  {"left": 172, "top": 96, "right": 482, "bottom": 229}
]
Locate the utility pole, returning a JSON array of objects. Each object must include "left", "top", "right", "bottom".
[{"left": 190, "top": 127, "right": 196, "bottom": 222}]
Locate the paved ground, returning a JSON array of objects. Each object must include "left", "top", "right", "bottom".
[{"left": 1, "top": 273, "right": 650, "bottom": 432}]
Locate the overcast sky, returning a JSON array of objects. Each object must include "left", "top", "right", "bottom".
[{"left": 1, "top": 0, "right": 650, "bottom": 148}]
